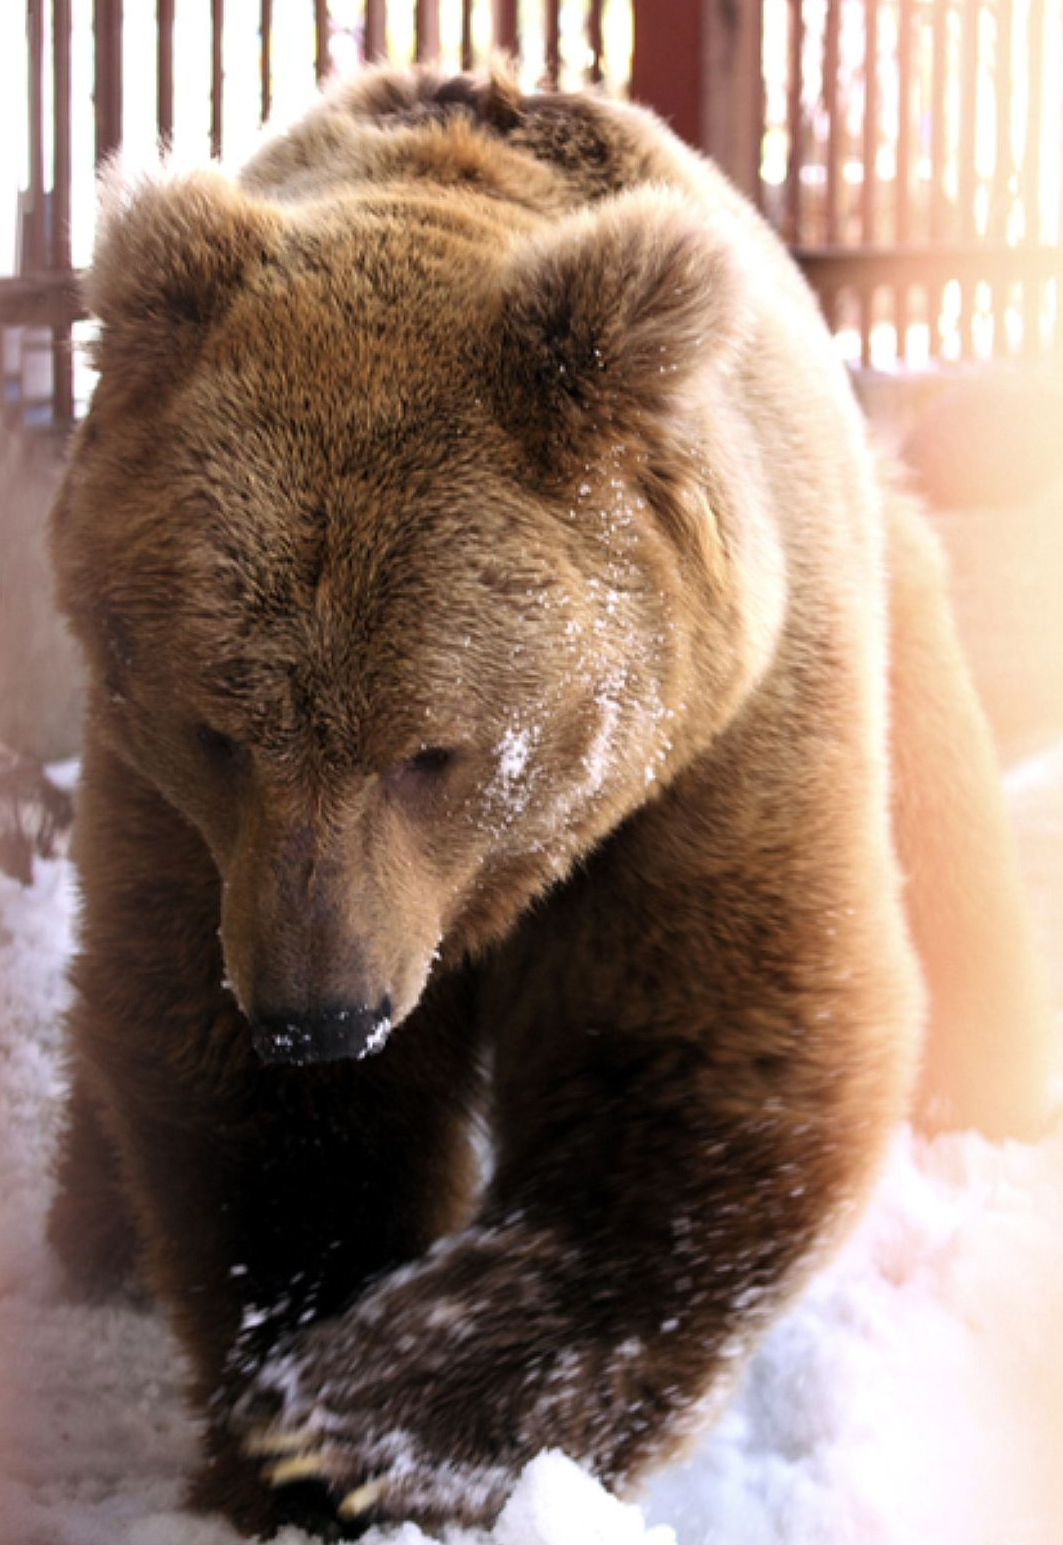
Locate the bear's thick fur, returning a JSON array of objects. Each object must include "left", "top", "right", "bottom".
[{"left": 48, "top": 66, "right": 1051, "bottom": 1537}]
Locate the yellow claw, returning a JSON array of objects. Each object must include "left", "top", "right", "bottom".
[
  {"left": 337, "top": 1476, "right": 389, "bottom": 1519},
  {"left": 264, "top": 1452, "right": 330, "bottom": 1487},
  {"left": 244, "top": 1421, "right": 321, "bottom": 1457}
]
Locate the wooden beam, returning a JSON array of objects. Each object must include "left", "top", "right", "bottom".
[
  {"left": 795, "top": 243, "right": 1063, "bottom": 288},
  {"left": 0, "top": 274, "right": 85, "bottom": 329}
]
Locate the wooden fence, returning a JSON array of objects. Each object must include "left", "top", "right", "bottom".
[
  {"left": 2, "top": 0, "right": 1061, "bottom": 427},
  {"left": 775, "top": 0, "right": 1063, "bottom": 365}
]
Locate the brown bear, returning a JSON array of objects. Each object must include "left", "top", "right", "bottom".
[{"left": 47, "top": 65, "right": 1052, "bottom": 1539}]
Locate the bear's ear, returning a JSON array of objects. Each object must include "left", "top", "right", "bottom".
[
  {"left": 493, "top": 187, "right": 743, "bottom": 465},
  {"left": 87, "top": 166, "right": 281, "bottom": 396}
]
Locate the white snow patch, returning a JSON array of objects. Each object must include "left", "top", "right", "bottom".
[
  {"left": 492, "top": 1452, "right": 675, "bottom": 1545},
  {"left": 359, "top": 1012, "right": 393, "bottom": 1059},
  {"left": 497, "top": 728, "right": 532, "bottom": 784}
]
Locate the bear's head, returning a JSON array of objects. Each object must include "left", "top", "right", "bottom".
[{"left": 52, "top": 163, "right": 770, "bottom": 1064}]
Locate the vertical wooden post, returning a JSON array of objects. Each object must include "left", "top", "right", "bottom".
[
  {"left": 27, "top": 0, "right": 47, "bottom": 272},
  {"left": 52, "top": 0, "right": 72, "bottom": 279},
  {"left": 260, "top": 0, "right": 272, "bottom": 123},
  {"left": 364, "top": 0, "right": 386, "bottom": 62},
  {"left": 992, "top": 0, "right": 1013, "bottom": 353},
  {"left": 211, "top": 0, "right": 224, "bottom": 158},
  {"left": 928, "top": 0, "right": 950, "bottom": 356},
  {"left": 957, "top": 0, "right": 978, "bottom": 356},
  {"left": 929, "top": 0, "right": 949, "bottom": 239},
  {"left": 492, "top": 0, "right": 517, "bottom": 58},
  {"left": 957, "top": 0, "right": 978, "bottom": 241},
  {"left": 158, "top": 0, "right": 175, "bottom": 142},
  {"left": 632, "top": 0, "right": 760, "bottom": 200},
  {"left": 1021, "top": 0, "right": 1044, "bottom": 244},
  {"left": 786, "top": 0, "right": 804, "bottom": 243},
  {"left": 461, "top": 0, "right": 473, "bottom": 70},
  {"left": 896, "top": 0, "right": 912, "bottom": 242},
  {"left": 704, "top": 0, "right": 763, "bottom": 201},
  {"left": 415, "top": 0, "right": 440, "bottom": 62},
  {"left": 895, "top": 0, "right": 912, "bottom": 358},
  {"left": 53, "top": 0, "right": 74, "bottom": 422},
  {"left": 862, "top": 0, "right": 878, "bottom": 242},
  {"left": 544, "top": 0, "right": 560, "bottom": 85},
  {"left": 588, "top": 0, "right": 603, "bottom": 84},
  {"left": 1021, "top": 0, "right": 1045, "bottom": 356},
  {"left": 630, "top": 0, "right": 704, "bottom": 154},
  {"left": 314, "top": 0, "right": 329, "bottom": 81},
  {"left": 861, "top": 0, "right": 879, "bottom": 363},
  {"left": 992, "top": 0, "right": 1013, "bottom": 238},
  {"left": 823, "top": 0, "right": 840, "bottom": 243},
  {"left": 94, "top": 0, "right": 122, "bottom": 165},
  {"left": 821, "top": 0, "right": 840, "bottom": 328}
]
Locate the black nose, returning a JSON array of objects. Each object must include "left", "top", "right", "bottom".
[{"left": 249, "top": 998, "right": 393, "bottom": 1065}]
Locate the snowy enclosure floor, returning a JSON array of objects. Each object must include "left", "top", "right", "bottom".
[{"left": 1, "top": 742, "right": 1061, "bottom": 1545}]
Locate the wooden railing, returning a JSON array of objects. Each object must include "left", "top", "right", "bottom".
[
  {"left": 3, "top": 0, "right": 1060, "bottom": 427},
  {"left": 773, "top": 0, "right": 1063, "bottom": 364}
]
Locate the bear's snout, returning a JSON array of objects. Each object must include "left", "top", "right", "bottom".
[{"left": 249, "top": 998, "right": 393, "bottom": 1066}]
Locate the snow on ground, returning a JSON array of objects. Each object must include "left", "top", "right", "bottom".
[{"left": 0, "top": 745, "right": 1061, "bottom": 1545}]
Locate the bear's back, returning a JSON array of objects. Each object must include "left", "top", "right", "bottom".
[{"left": 240, "top": 67, "right": 663, "bottom": 212}]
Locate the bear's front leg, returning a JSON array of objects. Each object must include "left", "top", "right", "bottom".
[
  {"left": 239, "top": 786, "right": 922, "bottom": 1532},
  {"left": 58, "top": 740, "right": 485, "bottom": 1537},
  {"left": 76, "top": 981, "right": 482, "bottom": 1539},
  {"left": 238, "top": 1036, "right": 883, "bottom": 1531},
  {"left": 167, "top": 1034, "right": 483, "bottom": 1540},
  {"left": 48, "top": 1060, "right": 144, "bottom": 1297}
]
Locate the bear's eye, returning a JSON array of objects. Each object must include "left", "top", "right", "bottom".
[
  {"left": 385, "top": 746, "right": 458, "bottom": 803},
  {"left": 404, "top": 746, "right": 455, "bottom": 777},
  {"left": 195, "top": 722, "right": 242, "bottom": 766}
]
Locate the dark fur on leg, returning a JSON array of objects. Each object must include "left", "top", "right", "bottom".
[{"left": 48, "top": 1070, "right": 143, "bottom": 1300}]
